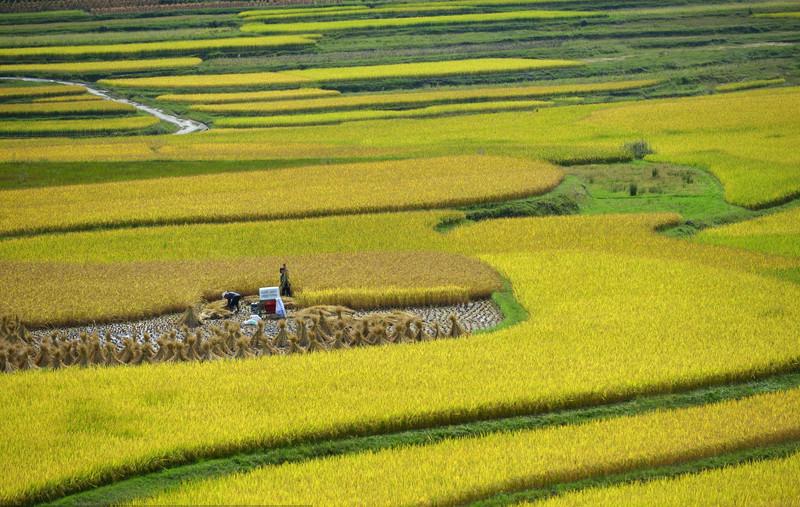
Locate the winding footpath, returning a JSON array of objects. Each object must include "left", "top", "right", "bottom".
[{"left": 0, "top": 76, "right": 208, "bottom": 134}]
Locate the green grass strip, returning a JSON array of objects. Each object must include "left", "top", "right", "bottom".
[{"left": 51, "top": 371, "right": 800, "bottom": 506}]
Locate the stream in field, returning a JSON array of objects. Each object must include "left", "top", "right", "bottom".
[{"left": 0, "top": 76, "right": 208, "bottom": 134}]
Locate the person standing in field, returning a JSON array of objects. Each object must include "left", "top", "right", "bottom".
[
  {"left": 222, "top": 291, "right": 241, "bottom": 313},
  {"left": 280, "top": 264, "right": 293, "bottom": 297}
]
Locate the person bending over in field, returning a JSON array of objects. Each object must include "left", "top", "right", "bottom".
[
  {"left": 222, "top": 291, "right": 241, "bottom": 314},
  {"left": 280, "top": 264, "right": 293, "bottom": 297}
]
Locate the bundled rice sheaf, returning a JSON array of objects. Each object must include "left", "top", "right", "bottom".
[{"left": 0, "top": 306, "right": 473, "bottom": 374}]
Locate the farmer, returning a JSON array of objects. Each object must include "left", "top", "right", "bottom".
[
  {"left": 222, "top": 291, "right": 241, "bottom": 314},
  {"left": 279, "top": 264, "right": 293, "bottom": 297}
]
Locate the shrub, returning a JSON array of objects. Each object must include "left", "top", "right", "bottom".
[{"left": 622, "top": 140, "right": 655, "bottom": 160}]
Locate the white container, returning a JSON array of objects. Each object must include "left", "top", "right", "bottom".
[{"left": 259, "top": 286, "right": 280, "bottom": 300}]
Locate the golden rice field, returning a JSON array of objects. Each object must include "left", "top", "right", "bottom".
[
  {"left": 540, "top": 452, "right": 800, "bottom": 506},
  {"left": 1, "top": 1, "right": 799, "bottom": 502},
  {"left": 0, "top": 210, "right": 457, "bottom": 263},
  {"left": 100, "top": 58, "right": 584, "bottom": 89},
  {"left": 0, "top": 250, "right": 499, "bottom": 326},
  {"left": 752, "top": 11, "right": 800, "bottom": 17},
  {"left": 0, "top": 155, "right": 563, "bottom": 235},
  {"left": 0, "top": 100, "right": 135, "bottom": 117},
  {"left": 192, "top": 79, "right": 661, "bottom": 115},
  {"left": 239, "top": 9, "right": 605, "bottom": 33},
  {"left": 136, "top": 387, "right": 800, "bottom": 505},
  {"left": 157, "top": 87, "right": 340, "bottom": 104},
  {"left": 0, "top": 57, "right": 202, "bottom": 75},
  {"left": 715, "top": 77, "right": 785, "bottom": 92},
  {"left": 239, "top": 3, "right": 468, "bottom": 20},
  {"left": 0, "top": 87, "right": 795, "bottom": 208},
  {"left": 0, "top": 116, "right": 159, "bottom": 135},
  {"left": 2, "top": 211, "right": 800, "bottom": 503},
  {"left": 0, "top": 84, "right": 85, "bottom": 99},
  {"left": 0, "top": 134, "right": 395, "bottom": 162},
  {"left": 232, "top": 86, "right": 800, "bottom": 209},
  {"left": 214, "top": 100, "right": 553, "bottom": 128},
  {"left": 0, "top": 35, "right": 318, "bottom": 58},
  {"left": 32, "top": 94, "right": 102, "bottom": 102},
  {"left": 693, "top": 207, "right": 800, "bottom": 259}
]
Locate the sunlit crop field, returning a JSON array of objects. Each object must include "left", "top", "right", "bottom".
[
  {"left": 193, "top": 79, "right": 660, "bottom": 115},
  {"left": 1, "top": 0, "right": 799, "bottom": 503},
  {"left": 137, "top": 387, "right": 800, "bottom": 505},
  {"left": 158, "top": 87, "right": 340, "bottom": 104},
  {"left": 240, "top": 10, "right": 605, "bottom": 33},
  {"left": 693, "top": 207, "right": 800, "bottom": 258},
  {"left": 540, "top": 451, "right": 800, "bottom": 506},
  {"left": 0, "top": 57, "right": 202, "bottom": 75},
  {"left": 0, "top": 35, "right": 318, "bottom": 58},
  {"left": 214, "top": 100, "right": 553, "bottom": 128},
  {"left": 0, "top": 155, "right": 563, "bottom": 235},
  {"left": 100, "top": 58, "right": 584, "bottom": 89},
  {"left": 0, "top": 100, "right": 135, "bottom": 116},
  {"left": 0, "top": 84, "right": 85, "bottom": 99},
  {"left": 2, "top": 212, "right": 800, "bottom": 503},
  {"left": 0, "top": 115, "right": 159, "bottom": 135},
  {"left": 1, "top": 249, "right": 499, "bottom": 326}
]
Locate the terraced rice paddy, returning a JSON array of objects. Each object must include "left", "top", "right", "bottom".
[
  {"left": 1, "top": 0, "right": 799, "bottom": 504},
  {"left": 192, "top": 79, "right": 660, "bottom": 115},
  {"left": 0, "top": 35, "right": 318, "bottom": 58},
  {"left": 239, "top": 9, "right": 605, "bottom": 33},
  {"left": 100, "top": 58, "right": 584, "bottom": 89},
  {"left": 0, "top": 155, "right": 562, "bottom": 235},
  {"left": 0, "top": 115, "right": 159, "bottom": 135},
  {"left": 0, "top": 100, "right": 135, "bottom": 116},
  {"left": 0, "top": 57, "right": 202, "bottom": 75}
]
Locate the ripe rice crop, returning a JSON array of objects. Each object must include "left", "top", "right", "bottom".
[
  {"left": 752, "top": 11, "right": 800, "bottom": 18},
  {"left": 0, "top": 84, "right": 85, "bottom": 100},
  {"left": 239, "top": 10, "right": 605, "bottom": 33},
  {"left": 100, "top": 58, "right": 584, "bottom": 89},
  {"left": 0, "top": 155, "right": 563, "bottom": 235},
  {"left": 0, "top": 88, "right": 794, "bottom": 210},
  {"left": 0, "top": 210, "right": 458, "bottom": 264},
  {"left": 239, "top": 5, "right": 366, "bottom": 18},
  {"left": 0, "top": 134, "right": 393, "bottom": 162},
  {"left": 101, "top": 70, "right": 313, "bottom": 89},
  {"left": 692, "top": 207, "right": 800, "bottom": 259},
  {"left": 1, "top": 212, "right": 800, "bottom": 503},
  {"left": 0, "top": 247, "right": 800, "bottom": 503},
  {"left": 0, "top": 100, "right": 135, "bottom": 117},
  {"left": 137, "top": 387, "right": 800, "bottom": 505},
  {"left": 715, "top": 78, "right": 785, "bottom": 92},
  {"left": 240, "top": 3, "right": 468, "bottom": 21},
  {"left": 194, "top": 79, "right": 660, "bottom": 115},
  {"left": 539, "top": 452, "right": 800, "bottom": 506},
  {"left": 0, "top": 57, "right": 201, "bottom": 75},
  {"left": 0, "top": 35, "right": 318, "bottom": 59},
  {"left": 214, "top": 100, "right": 552, "bottom": 128},
  {"left": 0, "top": 116, "right": 158, "bottom": 135},
  {"left": 157, "top": 88, "right": 340, "bottom": 104},
  {"left": 32, "top": 94, "right": 102, "bottom": 102},
  {"left": 0, "top": 250, "right": 499, "bottom": 327}
]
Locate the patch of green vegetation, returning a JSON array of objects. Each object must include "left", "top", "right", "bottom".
[
  {"left": 455, "top": 162, "right": 753, "bottom": 229},
  {"left": 474, "top": 277, "right": 527, "bottom": 335},
  {"left": 45, "top": 371, "right": 800, "bottom": 506}
]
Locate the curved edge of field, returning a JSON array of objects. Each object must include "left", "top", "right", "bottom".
[{"left": 48, "top": 372, "right": 800, "bottom": 507}]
